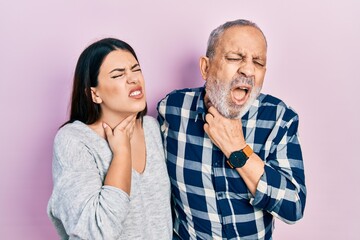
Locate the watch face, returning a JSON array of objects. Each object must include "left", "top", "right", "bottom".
[{"left": 228, "top": 150, "right": 248, "bottom": 168}]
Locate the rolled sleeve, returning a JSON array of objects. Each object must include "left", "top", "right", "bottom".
[{"left": 250, "top": 117, "right": 306, "bottom": 223}]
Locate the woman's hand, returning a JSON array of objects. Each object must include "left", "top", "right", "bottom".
[
  {"left": 103, "top": 114, "right": 137, "bottom": 194},
  {"left": 103, "top": 114, "right": 137, "bottom": 156}
]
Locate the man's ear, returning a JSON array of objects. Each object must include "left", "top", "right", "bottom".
[
  {"left": 90, "top": 87, "right": 102, "bottom": 104},
  {"left": 199, "top": 56, "right": 210, "bottom": 81}
]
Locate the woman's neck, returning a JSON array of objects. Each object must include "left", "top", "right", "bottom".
[{"left": 88, "top": 112, "right": 138, "bottom": 138}]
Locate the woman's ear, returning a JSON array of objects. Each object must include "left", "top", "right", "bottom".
[
  {"left": 90, "top": 87, "right": 102, "bottom": 104},
  {"left": 199, "top": 56, "right": 210, "bottom": 81}
]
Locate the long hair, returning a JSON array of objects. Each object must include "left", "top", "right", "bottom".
[{"left": 63, "top": 38, "right": 147, "bottom": 126}]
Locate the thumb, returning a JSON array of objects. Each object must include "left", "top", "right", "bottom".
[
  {"left": 203, "top": 123, "right": 209, "bottom": 135},
  {"left": 102, "top": 122, "right": 113, "bottom": 139}
]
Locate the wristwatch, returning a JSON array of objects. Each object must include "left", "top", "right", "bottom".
[{"left": 227, "top": 145, "right": 253, "bottom": 168}]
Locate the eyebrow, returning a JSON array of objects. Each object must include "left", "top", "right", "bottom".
[
  {"left": 109, "top": 68, "right": 125, "bottom": 74},
  {"left": 227, "top": 52, "right": 266, "bottom": 61},
  {"left": 108, "top": 63, "right": 140, "bottom": 74},
  {"left": 253, "top": 56, "right": 265, "bottom": 60},
  {"left": 130, "top": 63, "right": 140, "bottom": 70},
  {"left": 226, "top": 52, "right": 244, "bottom": 56}
]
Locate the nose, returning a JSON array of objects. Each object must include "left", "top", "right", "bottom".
[
  {"left": 238, "top": 60, "right": 255, "bottom": 78},
  {"left": 126, "top": 71, "right": 139, "bottom": 84}
]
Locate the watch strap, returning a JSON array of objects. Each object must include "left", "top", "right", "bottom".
[{"left": 242, "top": 145, "right": 253, "bottom": 157}]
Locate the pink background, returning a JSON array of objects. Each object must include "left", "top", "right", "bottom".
[{"left": 1, "top": 0, "right": 359, "bottom": 239}]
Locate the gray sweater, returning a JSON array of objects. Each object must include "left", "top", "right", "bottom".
[{"left": 47, "top": 116, "right": 172, "bottom": 239}]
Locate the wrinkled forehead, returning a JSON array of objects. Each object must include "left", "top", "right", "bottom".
[
  {"left": 216, "top": 26, "right": 267, "bottom": 54},
  {"left": 101, "top": 50, "right": 137, "bottom": 68}
]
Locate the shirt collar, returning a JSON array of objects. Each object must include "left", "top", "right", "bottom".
[{"left": 195, "top": 86, "right": 206, "bottom": 122}]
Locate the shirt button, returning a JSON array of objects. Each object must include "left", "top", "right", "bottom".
[
  {"left": 213, "top": 160, "right": 222, "bottom": 167},
  {"left": 216, "top": 192, "right": 225, "bottom": 199}
]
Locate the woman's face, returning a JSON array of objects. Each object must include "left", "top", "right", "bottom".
[{"left": 91, "top": 49, "right": 146, "bottom": 119}]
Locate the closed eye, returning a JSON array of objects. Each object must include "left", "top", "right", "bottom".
[
  {"left": 254, "top": 61, "right": 265, "bottom": 67},
  {"left": 111, "top": 74, "right": 124, "bottom": 79},
  {"left": 226, "top": 57, "right": 242, "bottom": 61},
  {"left": 132, "top": 68, "right": 142, "bottom": 72}
]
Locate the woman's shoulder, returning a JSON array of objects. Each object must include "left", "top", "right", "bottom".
[
  {"left": 142, "top": 116, "right": 162, "bottom": 142},
  {"left": 143, "top": 115, "right": 160, "bottom": 129},
  {"left": 143, "top": 115, "right": 157, "bottom": 122},
  {"left": 54, "top": 121, "right": 89, "bottom": 146},
  {"left": 56, "top": 120, "right": 85, "bottom": 135}
]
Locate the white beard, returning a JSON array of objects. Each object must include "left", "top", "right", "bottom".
[{"left": 205, "top": 76, "right": 261, "bottom": 119}]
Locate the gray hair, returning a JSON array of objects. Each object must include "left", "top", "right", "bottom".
[{"left": 206, "top": 19, "right": 267, "bottom": 59}]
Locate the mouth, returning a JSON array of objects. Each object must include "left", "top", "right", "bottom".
[
  {"left": 129, "top": 87, "right": 144, "bottom": 99},
  {"left": 231, "top": 85, "right": 251, "bottom": 106}
]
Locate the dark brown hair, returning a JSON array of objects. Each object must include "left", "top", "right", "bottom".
[{"left": 63, "top": 38, "right": 147, "bottom": 126}]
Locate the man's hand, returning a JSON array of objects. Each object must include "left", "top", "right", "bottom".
[
  {"left": 204, "top": 106, "right": 264, "bottom": 195},
  {"left": 203, "top": 106, "right": 246, "bottom": 158}
]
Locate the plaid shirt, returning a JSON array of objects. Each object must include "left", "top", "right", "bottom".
[{"left": 157, "top": 87, "right": 306, "bottom": 240}]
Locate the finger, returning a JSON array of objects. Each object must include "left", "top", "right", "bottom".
[
  {"left": 102, "top": 122, "right": 113, "bottom": 139},
  {"left": 205, "top": 113, "right": 214, "bottom": 123},
  {"left": 207, "top": 106, "right": 220, "bottom": 118},
  {"left": 203, "top": 123, "right": 215, "bottom": 144},
  {"left": 114, "top": 114, "right": 137, "bottom": 131},
  {"left": 125, "top": 114, "right": 137, "bottom": 127},
  {"left": 125, "top": 116, "right": 136, "bottom": 132},
  {"left": 128, "top": 115, "right": 137, "bottom": 131},
  {"left": 203, "top": 123, "right": 209, "bottom": 134},
  {"left": 128, "top": 120, "right": 136, "bottom": 137}
]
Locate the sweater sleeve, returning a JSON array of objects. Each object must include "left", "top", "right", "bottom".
[{"left": 48, "top": 130, "right": 130, "bottom": 239}]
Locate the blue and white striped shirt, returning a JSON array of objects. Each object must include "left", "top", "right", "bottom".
[{"left": 157, "top": 87, "right": 306, "bottom": 240}]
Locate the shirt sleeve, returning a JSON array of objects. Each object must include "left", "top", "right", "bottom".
[
  {"left": 48, "top": 132, "right": 130, "bottom": 239},
  {"left": 157, "top": 97, "right": 165, "bottom": 125},
  {"left": 156, "top": 97, "right": 168, "bottom": 140},
  {"left": 250, "top": 114, "right": 307, "bottom": 224}
]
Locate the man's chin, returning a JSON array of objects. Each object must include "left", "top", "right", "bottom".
[
  {"left": 228, "top": 109, "right": 243, "bottom": 119},
  {"left": 232, "top": 88, "right": 261, "bottom": 118},
  {"left": 227, "top": 113, "right": 242, "bottom": 119},
  {"left": 224, "top": 98, "right": 255, "bottom": 119},
  {"left": 216, "top": 105, "right": 243, "bottom": 119}
]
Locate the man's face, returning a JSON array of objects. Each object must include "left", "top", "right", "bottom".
[{"left": 202, "top": 26, "right": 267, "bottom": 118}]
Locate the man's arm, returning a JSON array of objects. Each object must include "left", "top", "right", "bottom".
[
  {"left": 204, "top": 106, "right": 264, "bottom": 195},
  {"left": 204, "top": 106, "right": 306, "bottom": 223}
]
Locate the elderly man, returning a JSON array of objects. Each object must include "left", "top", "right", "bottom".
[{"left": 157, "top": 19, "right": 306, "bottom": 240}]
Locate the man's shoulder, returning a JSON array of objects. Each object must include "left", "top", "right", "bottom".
[
  {"left": 159, "top": 87, "right": 204, "bottom": 106},
  {"left": 166, "top": 87, "right": 203, "bottom": 98},
  {"left": 259, "top": 93, "right": 299, "bottom": 120},
  {"left": 260, "top": 93, "right": 284, "bottom": 106}
]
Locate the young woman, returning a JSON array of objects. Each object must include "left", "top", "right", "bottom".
[{"left": 47, "top": 38, "right": 172, "bottom": 239}]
